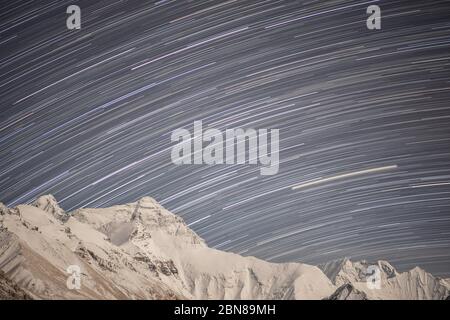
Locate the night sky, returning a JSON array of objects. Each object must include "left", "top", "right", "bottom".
[{"left": 1, "top": 0, "right": 450, "bottom": 276}]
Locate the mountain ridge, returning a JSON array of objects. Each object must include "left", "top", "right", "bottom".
[{"left": 0, "top": 194, "right": 448, "bottom": 300}]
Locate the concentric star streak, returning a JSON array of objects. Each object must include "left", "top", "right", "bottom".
[{"left": 1, "top": 0, "right": 450, "bottom": 276}]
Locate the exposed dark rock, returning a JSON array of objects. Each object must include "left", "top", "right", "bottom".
[
  {"left": 0, "top": 271, "right": 32, "bottom": 300},
  {"left": 325, "top": 283, "right": 368, "bottom": 300}
]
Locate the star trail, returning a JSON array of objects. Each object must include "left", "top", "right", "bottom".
[{"left": 1, "top": 0, "right": 450, "bottom": 276}]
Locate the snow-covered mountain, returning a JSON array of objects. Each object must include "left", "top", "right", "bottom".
[
  {"left": 319, "top": 258, "right": 450, "bottom": 300},
  {"left": 0, "top": 195, "right": 448, "bottom": 300}
]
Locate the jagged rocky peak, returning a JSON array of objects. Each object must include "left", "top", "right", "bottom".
[
  {"left": 319, "top": 257, "right": 399, "bottom": 286},
  {"left": 318, "top": 257, "right": 352, "bottom": 284},
  {"left": 348, "top": 259, "right": 398, "bottom": 280},
  {"left": 130, "top": 196, "right": 206, "bottom": 246},
  {"left": 71, "top": 196, "right": 206, "bottom": 247},
  {"left": 377, "top": 260, "right": 397, "bottom": 278},
  {"left": 325, "top": 283, "right": 368, "bottom": 300},
  {"left": 134, "top": 196, "right": 182, "bottom": 223},
  {"left": 0, "top": 203, "right": 9, "bottom": 215},
  {"left": 130, "top": 196, "right": 161, "bottom": 220},
  {"left": 0, "top": 270, "right": 32, "bottom": 300},
  {"left": 320, "top": 257, "right": 450, "bottom": 299},
  {"left": 0, "top": 203, "right": 19, "bottom": 217},
  {"left": 137, "top": 196, "right": 159, "bottom": 208},
  {"left": 31, "top": 194, "right": 68, "bottom": 221}
]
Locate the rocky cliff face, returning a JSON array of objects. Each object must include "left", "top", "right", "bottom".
[
  {"left": 0, "top": 270, "right": 32, "bottom": 300},
  {"left": 324, "top": 283, "right": 368, "bottom": 300},
  {"left": 0, "top": 195, "right": 448, "bottom": 300}
]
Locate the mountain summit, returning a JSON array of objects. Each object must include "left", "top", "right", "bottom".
[
  {"left": 32, "top": 194, "right": 68, "bottom": 222},
  {"left": 0, "top": 195, "right": 448, "bottom": 300}
]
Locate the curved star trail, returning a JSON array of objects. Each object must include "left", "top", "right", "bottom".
[{"left": 1, "top": 0, "right": 450, "bottom": 276}]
